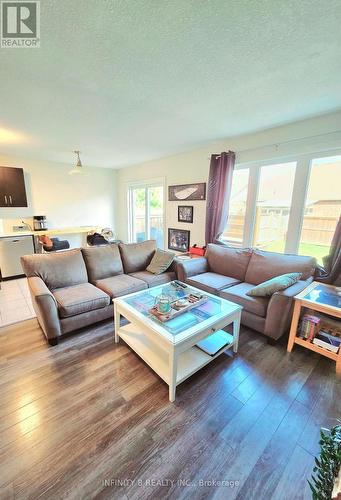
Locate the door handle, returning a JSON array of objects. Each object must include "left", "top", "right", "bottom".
[
  {"left": 12, "top": 239, "right": 20, "bottom": 243},
  {"left": 4, "top": 195, "right": 8, "bottom": 205},
  {"left": 9, "top": 195, "right": 12, "bottom": 205}
]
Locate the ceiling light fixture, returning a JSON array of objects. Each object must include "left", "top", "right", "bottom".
[{"left": 69, "top": 150, "right": 86, "bottom": 175}]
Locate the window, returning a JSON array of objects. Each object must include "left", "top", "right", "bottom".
[
  {"left": 131, "top": 187, "right": 146, "bottom": 241},
  {"left": 253, "top": 162, "right": 296, "bottom": 253},
  {"left": 129, "top": 183, "right": 164, "bottom": 248},
  {"left": 298, "top": 155, "right": 341, "bottom": 264},
  {"left": 223, "top": 169, "right": 249, "bottom": 244},
  {"left": 222, "top": 152, "right": 341, "bottom": 263}
]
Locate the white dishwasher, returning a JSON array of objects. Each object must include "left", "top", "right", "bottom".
[{"left": 0, "top": 235, "right": 35, "bottom": 278}]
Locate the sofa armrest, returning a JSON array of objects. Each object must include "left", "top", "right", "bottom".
[
  {"left": 176, "top": 257, "right": 208, "bottom": 282},
  {"left": 28, "top": 277, "right": 61, "bottom": 341},
  {"left": 265, "top": 277, "right": 313, "bottom": 340}
]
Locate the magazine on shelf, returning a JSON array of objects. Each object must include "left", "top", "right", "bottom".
[{"left": 313, "top": 331, "right": 341, "bottom": 353}]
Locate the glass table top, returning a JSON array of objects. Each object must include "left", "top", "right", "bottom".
[
  {"left": 302, "top": 283, "right": 341, "bottom": 309},
  {"left": 121, "top": 282, "right": 238, "bottom": 336}
]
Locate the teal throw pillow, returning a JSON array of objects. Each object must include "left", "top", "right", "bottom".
[{"left": 246, "top": 272, "right": 302, "bottom": 297}]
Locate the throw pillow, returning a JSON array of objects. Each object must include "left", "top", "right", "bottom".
[
  {"left": 146, "top": 249, "right": 174, "bottom": 275},
  {"left": 246, "top": 272, "right": 302, "bottom": 297}
]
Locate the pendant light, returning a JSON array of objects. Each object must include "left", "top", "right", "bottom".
[{"left": 69, "top": 150, "right": 86, "bottom": 175}]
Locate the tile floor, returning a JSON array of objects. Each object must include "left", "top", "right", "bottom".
[{"left": 0, "top": 278, "right": 36, "bottom": 327}]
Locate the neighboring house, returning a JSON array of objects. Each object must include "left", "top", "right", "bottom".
[{"left": 305, "top": 199, "right": 341, "bottom": 217}]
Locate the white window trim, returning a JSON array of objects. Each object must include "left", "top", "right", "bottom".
[
  {"left": 243, "top": 165, "right": 260, "bottom": 247},
  {"left": 225, "top": 149, "right": 341, "bottom": 253},
  {"left": 285, "top": 157, "right": 311, "bottom": 254}
]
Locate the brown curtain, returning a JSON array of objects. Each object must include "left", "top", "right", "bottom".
[
  {"left": 205, "top": 151, "right": 235, "bottom": 245},
  {"left": 316, "top": 216, "right": 341, "bottom": 286}
]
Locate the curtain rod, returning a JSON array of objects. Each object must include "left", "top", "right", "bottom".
[{"left": 210, "top": 129, "right": 341, "bottom": 158}]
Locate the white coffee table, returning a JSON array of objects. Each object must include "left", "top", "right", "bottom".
[{"left": 114, "top": 282, "right": 242, "bottom": 402}]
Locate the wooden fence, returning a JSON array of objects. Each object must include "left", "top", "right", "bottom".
[
  {"left": 301, "top": 216, "right": 339, "bottom": 245},
  {"left": 223, "top": 211, "right": 339, "bottom": 246}
]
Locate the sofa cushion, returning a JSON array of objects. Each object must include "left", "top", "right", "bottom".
[
  {"left": 245, "top": 249, "right": 316, "bottom": 285},
  {"left": 146, "top": 249, "right": 174, "bottom": 275},
  {"left": 81, "top": 244, "right": 123, "bottom": 282},
  {"left": 220, "top": 282, "right": 269, "bottom": 317},
  {"left": 21, "top": 249, "right": 88, "bottom": 290},
  {"left": 94, "top": 274, "right": 147, "bottom": 298},
  {"left": 119, "top": 240, "right": 157, "bottom": 274},
  {"left": 130, "top": 270, "right": 176, "bottom": 287},
  {"left": 53, "top": 283, "right": 110, "bottom": 318},
  {"left": 186, "top": 272, "right": 241, "bottom": 295},
  {"left": 205, "top": 244, "right": 252, "bottom": 281},
  {"left": 247, "top": 272, "right": 302, "bottom": 297}
]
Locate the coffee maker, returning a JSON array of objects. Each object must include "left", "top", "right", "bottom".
[{"left": 33, "top": 215, "right": 48, "bottom": 231}]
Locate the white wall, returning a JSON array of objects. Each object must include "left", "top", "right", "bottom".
[
  {"left": 0, "top": 154, "right": 117, "bottom": 247},
  {"left": 116, "top": 110, "right": 341, "bottom": 247}
]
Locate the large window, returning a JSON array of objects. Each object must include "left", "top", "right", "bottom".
[
  {"left": 223, "top": 169, "right": 249, "bottom": 244},
  {"left": 298, "top": 156, "right": 341, "bottom": 263},
  {"left": 222, "top": 154, "right": 341, "bottom": 264},
  {"left": 253, "top": 162, "right": 296, "bottom": 253},
  {"left": 128, "top": 183, "right": 164, "bottom": 248}
]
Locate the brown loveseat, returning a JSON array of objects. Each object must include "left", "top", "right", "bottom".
[
  {"left": 21, "top": 240, "right": 176, "bottom": 345},
  {"left": 177, "top": 243, "right": 316, "bottom": 341}
]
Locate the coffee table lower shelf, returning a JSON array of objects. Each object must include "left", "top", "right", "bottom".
[{"left": 118, "top": 323, "right": 234, "bottom": 391}]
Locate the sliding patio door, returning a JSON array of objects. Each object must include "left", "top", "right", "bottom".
[{"left": 128, "top": 183, "right": 164, "bottom": 248}]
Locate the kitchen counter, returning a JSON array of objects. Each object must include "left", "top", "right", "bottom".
[
  {"left": 0, "top": 226, "right": 99, "bottom": 238},
  {"left": 0, "top": 226, "right": 100, "bottom": 279}
]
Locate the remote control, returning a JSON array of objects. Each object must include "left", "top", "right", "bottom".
[{"left": 173, "top": 280, "right": 187, "bottom": 288}]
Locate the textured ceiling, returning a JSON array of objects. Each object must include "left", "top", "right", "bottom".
[{"left": 1, "top": 0, "right": 341, "bottom": 168}]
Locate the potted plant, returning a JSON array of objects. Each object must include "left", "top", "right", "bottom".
[{"left": 309, "top": 422, "right": 341, "bottom": 499}]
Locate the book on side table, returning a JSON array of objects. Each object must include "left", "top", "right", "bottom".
[{"left": 313, "top": 331, "right": 341, "bottom": 353}]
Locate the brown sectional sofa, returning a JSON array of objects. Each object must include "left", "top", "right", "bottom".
[
  {"left": 20, "top": 237, "right": 317, "bottom": 346},
  {"left": 177, "top": 243, "right": 316, "bottom": 341},
  {"left": 21, "top": 240, "right": 176, "bottom": 345}
]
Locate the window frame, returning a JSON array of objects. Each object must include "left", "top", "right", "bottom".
[{"left": 223, "top": 149, "right": 341, "bottom": 255}]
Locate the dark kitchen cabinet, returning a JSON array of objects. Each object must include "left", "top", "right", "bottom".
[
  {"left": 0, "top": 168, "right": 6, "bottom": 206},
  {"left": 0, "top": 166, "right": 28, "bottom": 207}
]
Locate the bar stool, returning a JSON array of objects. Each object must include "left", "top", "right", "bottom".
[{"left": 38, "top": 236, "right": 70, "bottom": 252}]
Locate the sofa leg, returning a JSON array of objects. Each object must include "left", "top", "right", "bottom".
[
  {"left": 267, "top": 337, "right": 277, "bottom": 346},
  {"left": 48, "top": 337, "right": 59, "bottom": 346}
]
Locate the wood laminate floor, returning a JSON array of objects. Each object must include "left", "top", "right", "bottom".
[{"left": 0, "top": 318, "right": 340, "bottom": 500}]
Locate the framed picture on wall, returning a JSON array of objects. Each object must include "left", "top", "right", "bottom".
[
  {"left": 168, "top": 183, "right": 206, "bottom": 201},
  {"left": 168, "top": 228, "right": 190, "bottom": 252},
  {"left": 178, "top": 205, "right": 193, "bottom": 223}
]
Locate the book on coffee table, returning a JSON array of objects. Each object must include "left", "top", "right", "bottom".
[{"left": 196, "top": 330, "right": 234, "bottom": 356}]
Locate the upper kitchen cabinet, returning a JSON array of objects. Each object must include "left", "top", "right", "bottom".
[{"left": 0, "top": 166, "right": 28, "bottom": 207}]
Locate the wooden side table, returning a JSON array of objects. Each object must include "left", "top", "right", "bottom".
[{"left": 287, "top": 281, "right": 341, "bottom": 375}]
